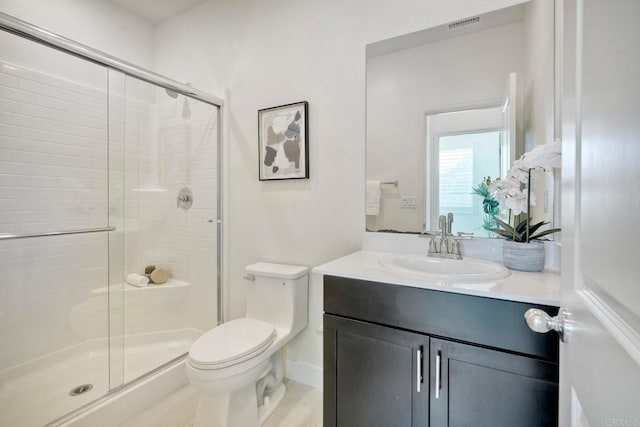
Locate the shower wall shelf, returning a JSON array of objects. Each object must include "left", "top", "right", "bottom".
[{"left": 91, "top": 279, "right": 190, "bottom": 294}]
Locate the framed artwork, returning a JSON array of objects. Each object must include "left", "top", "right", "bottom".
[{"left": 258, "top": 101, "right": 309, "bottom": 180}]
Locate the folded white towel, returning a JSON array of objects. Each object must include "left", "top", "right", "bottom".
[
  {"left": 366, "top": 180, "right": 381, "bottom": 216},
  {"left": 126, "top": 273, "right": 149, "bottom": 287}
]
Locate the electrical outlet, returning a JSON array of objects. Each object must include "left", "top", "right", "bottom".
[{"left": 401, "top": 196, "right": 417, "bottom": 209}]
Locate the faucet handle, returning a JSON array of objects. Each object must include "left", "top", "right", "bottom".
[
  {"left": 452, "top": 240, "right": 463, "bottom": 259},
  {"left": 428, "top": 236, "right": 437, "bottom": 253},
  {"left": 447, "top": 212, "right": 454, "bottom": 235},
  {"left": 455, "top": 232, "right": 474, "bottom": 240}
]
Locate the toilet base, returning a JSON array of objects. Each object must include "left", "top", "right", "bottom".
[
  {"left": 258, "top": 383, "right": 286, "bottom": 425},
  {"left": 193, "top": 384, "right": 259, "bottom": 427}
]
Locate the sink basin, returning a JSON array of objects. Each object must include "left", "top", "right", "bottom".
[{"left": 380, "top": 254, "right": 510, "bottom": 282}]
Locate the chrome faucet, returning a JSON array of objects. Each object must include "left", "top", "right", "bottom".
[{"left": 426, "top": 212, "right": 464, "bottom": 260}]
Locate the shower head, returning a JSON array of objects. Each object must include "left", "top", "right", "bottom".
[{"left": 165, "top": 82, "right": 190, "bottom": 99}]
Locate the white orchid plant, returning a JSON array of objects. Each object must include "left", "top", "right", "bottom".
[{"left": 487, "top": 140, "right": 562, "bottom": 243}]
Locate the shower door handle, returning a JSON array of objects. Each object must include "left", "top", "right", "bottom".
[{"left": 0, "top": 227, "right": 115, "bottom": 240}]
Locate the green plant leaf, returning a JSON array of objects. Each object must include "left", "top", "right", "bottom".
[
  {"left": 487, "top": 228, "right": 518, "bottom": 240},
  {"left": 471, "top": 183, "right": 490, "bottom": 197},
  {"left": 515, "top": 218, "right": 530, "bottom": 234},
  {"left": 527, "top": 220, "right": 550, "bottom": 236},
  {"left": 530, "top": 228, "right": 562, "bottom": 240},
  {"left": 493, "top": 217, "right": 515, "bottom": 234}
]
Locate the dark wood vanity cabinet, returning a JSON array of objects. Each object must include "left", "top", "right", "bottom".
[
  {"left": 324, "top": 315, "right": 429, "bottom": 426},
  {"left": 323, "top": 275, "right": 560, "bottom": 427},
  {"left": 429, "top": 338, "right": 558, "bottom": 427}
]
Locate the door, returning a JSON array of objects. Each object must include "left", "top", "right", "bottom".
[
  {"left": 323, "top": 315, "right": 429, "bottom": 427},
  {"left": 558, "top": 0, "right": 640, "bottom": 425},
  {"left": 429, "top": 338, "right": 558, "bottom": 427}
]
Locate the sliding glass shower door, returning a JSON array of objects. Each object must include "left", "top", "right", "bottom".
[
  {"left": 0, "top": 29, "right": 113, "bottom": 426},
  {"left": 0, "top": 24, "right": 220, "bottom": 426},
  {"left": 114, "top": 74, "right": 220, "bottom": 386}
]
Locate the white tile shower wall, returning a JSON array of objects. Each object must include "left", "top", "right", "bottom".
[
  {"left": 0, "top": 61, "right": 109, "bottom": 234},
  {"left": 0, "top": 56, "right": 218, "bottom": 373},
  {"left": 0, "top": 233, "right": 109, "bottom": 370},
  {"left": 0, "top": 60, "right": 110, "bottom": 370},
  {"left": 155, "top": 96, "right": 218, "bottom": 333},
  {"left": 119, "top": 87, "right": 218, "bottom": 339}
]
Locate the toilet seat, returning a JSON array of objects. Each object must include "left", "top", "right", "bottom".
[{"left": 188, "top": 318, "right": 276, "bottom": 370}]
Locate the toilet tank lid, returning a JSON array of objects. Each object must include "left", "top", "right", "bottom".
[{"left": 246, "top": 262, "right": 309, "bottom": 279}]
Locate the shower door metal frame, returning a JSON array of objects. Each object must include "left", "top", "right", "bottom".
[
  {"left": 0, "top": 11, "right": 226, "bottom": 426},
  {"left": 0, "top": 12, "right": 225, "bottom": 324},
  {"left": 0, "top": 12, "right": 223, "bottom": 107}
]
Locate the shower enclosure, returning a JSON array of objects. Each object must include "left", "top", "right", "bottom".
[{"left": 0, "top": 13, "right": 222, "bottom": 426}]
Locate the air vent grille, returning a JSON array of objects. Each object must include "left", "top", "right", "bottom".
[{"left": 448, "top": 16, "right": 480, "bottom": 30}]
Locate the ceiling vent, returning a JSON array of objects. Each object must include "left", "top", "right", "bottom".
[{"left": 448, "top": 16, "right": 480, "bottom": 30}]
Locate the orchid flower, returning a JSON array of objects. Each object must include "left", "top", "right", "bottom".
[{"left": 485, "top": 140, "right": 562, "bottom": 242}]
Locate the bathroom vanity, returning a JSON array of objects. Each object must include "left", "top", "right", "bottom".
[{"left": 317, "top": 250, "right": 561, "bottom": 427}]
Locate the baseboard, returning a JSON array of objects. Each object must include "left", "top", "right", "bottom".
[{"left": 284, "top": 358, "right": 323, "bottom": 390}]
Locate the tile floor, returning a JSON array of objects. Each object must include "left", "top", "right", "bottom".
[
  {"left": 121, "top": 378, "right": 322, "bottom": 427},
  {"left": 263, "top": 379, "right": 323, "bottom": 427}
]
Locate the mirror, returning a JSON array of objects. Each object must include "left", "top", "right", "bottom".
[{"left": 366, "top": 0, "right": 556, "bottom": 236}]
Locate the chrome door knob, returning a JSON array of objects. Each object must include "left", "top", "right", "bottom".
[{"left": 524, "top": 308, "right": 567, "bottom": 342}]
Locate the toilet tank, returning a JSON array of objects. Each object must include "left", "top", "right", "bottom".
[{"left": 245, "top": 262, "right": 309, "bottom": 336}]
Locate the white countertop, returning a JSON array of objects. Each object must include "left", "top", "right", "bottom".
[{"left": 313, "top": 250, "right": 561, "bottom": 306}]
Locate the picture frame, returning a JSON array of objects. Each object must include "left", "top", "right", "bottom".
[{"left": 258, "top": 101, "right": 309, "bottom": 180}]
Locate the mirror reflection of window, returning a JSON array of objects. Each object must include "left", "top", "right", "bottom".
[
  {"left": 426, "top": 107, "right": 502, "bottom": 234},
  {"left": 437, "top": 131, "right": 500, "bottom": 235}
]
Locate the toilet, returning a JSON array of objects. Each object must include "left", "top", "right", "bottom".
[{"left": 186, "top": 262, "right": 309, "bottom": 427}]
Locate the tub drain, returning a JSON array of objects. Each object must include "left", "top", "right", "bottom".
[{"left": 69, "top": 384, "right": 93, "bottom": 396}]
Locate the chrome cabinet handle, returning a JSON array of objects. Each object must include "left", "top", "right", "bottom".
[
  {"left": 435, "top": 350, "right": 441, "bottom": 399},
  {"left": 525, "top": 308, "right": 568, "bottom": 342},
  {"left": 416, "top": 348, "right": 423, "bottom": 392}
]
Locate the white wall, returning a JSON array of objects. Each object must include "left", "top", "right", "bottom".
[
  {"left": 366, "top": 23, "right": 525, "bottom": 233},
  {"left": 155, "top": 0, "right": 528, "bottom": 373},
  {"left": 523, "top": 0, "right": 555, "bottom": 152},
  {"left": 0, "top": 0, "right": 155, "bottom": 70},
  {"left": 523, "top": 0, "right": 556, "bottom": 223}
]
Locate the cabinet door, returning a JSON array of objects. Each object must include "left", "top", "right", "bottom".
[
  {"left": 429, "top": 338, "right": 558, "bottom": 427},
  {"left": 324, "top": 314, "right": 429, "bottom": 427}
]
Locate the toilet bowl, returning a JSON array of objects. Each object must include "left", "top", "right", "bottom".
[{"left": 186, "top": 262, "right": 309, "bottom": 427}]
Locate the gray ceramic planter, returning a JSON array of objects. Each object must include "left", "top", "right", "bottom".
[{"left": 503, "top": 240, "right": 545, "bottom": 272}]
